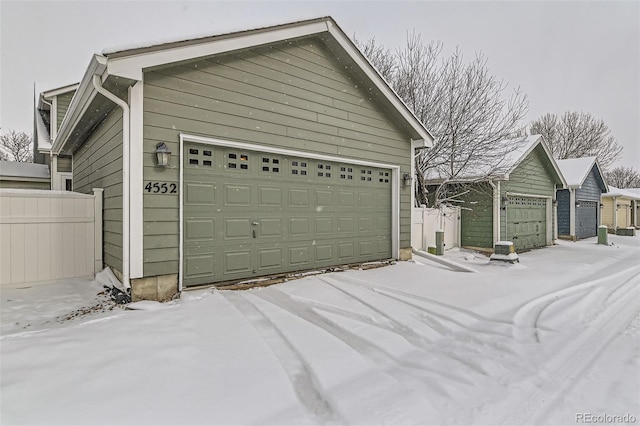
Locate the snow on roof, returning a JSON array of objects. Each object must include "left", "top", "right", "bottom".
[
  {"left": 555, "top": 157, "right": 597, "bottom": 188},
  {"left": 101, "top": 16, "right": 331, "bottom": 56},
  {"left": 603, "top": 186, "right": 640, "bottom": 200},
  {"left": 0, "top": 161, "right": 50, "bottom": 179},
  {"left": 425, "top": 134, "right": 541, "bottom": 182},
  {"left": 35, "top": 108, "right": 52, "bottom": 152}
]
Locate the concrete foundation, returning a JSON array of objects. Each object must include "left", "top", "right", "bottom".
[
  {"left": 131, "top": 274, "right": 179, "bottom": 302},
  {"left": 399, "top": 247, "right": 413, "bottom": 261}
]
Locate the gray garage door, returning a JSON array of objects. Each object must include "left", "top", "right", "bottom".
[
  {"left": 182, "top": 143, "right": 392, "bottom": 287},
  {"left": 506, "top": 196, "right": 547, "bottom": 251},
  {"left": 576, "top": 200, "right": 598, "bottom": 239}
]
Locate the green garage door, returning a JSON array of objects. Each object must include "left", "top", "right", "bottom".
[
  {"left": 182, "top": 143, "right": 393, "bottom": 287},
  {"left": 506, "top": 196, "right": 547, "bottom": 251}
]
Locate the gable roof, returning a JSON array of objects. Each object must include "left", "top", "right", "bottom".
[
  {"left": 556, "top": 156, "right": 609, "bottom": 192},
  {"left": 52, "top": 16, "right": 433, "bottom": 154},
  {"left": 602, "top": 186, "right": 640, "bottom": 200},
  {"left": 425, "top": 134, "right": 567, "bottom": 187}
]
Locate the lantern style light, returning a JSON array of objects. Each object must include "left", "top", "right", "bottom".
[
  {"left": 155, "top": 142, "right": 171, "bottom": 167},
  {"left": 402, "top": 173, "right": 412, "bottom": 187}
]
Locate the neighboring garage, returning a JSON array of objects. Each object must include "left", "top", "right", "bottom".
[
  {"left": 426, "top": 135, "right": 566, "bottom": 252},
  {"left": 556, "top": 157, "right": 608, "bottom": 240},
  {"left": 182, "top": 140, "right": 393, "bottom": 287},
  {"left": 47, "top": 17, "right": 434, "bottom": 300},
  {"left": 601, "top": 186, "right": 640, "bottom": 231}
]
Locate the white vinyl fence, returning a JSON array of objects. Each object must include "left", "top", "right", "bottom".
[
  {"left": 0, "top": 189, "right": 103, "bottom": 286},
  {"left": 412, "top": 206, "right": 461, "bottom": 251}
]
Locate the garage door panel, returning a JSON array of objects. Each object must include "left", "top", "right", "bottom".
[
  {"left": 289, "top": 246, "right": 310, "bottom": 266},
  {"left": 258, "top": 248, "right": 283, "bottom": 270},
  {"left": 224, "top": 251, "right": 252, "bottom": 274},
  {"left": 259, "top": 187, "right": 282, "bottom": 206},
  {"left": 185, "top": 254, "right": 216, "bottom": 280},
  {"left": 259, "top": 218, "right": 282, "bottom": 237},
  {"left": 183, "top": 143, "right": 393, "bottom": 287},
  {"left": 338, "top": 217, "right": 354, "bottom": 234},
  {"left": 289, "top": 189, "right": 310, "bottom": 207},
  {"left": 315, "top": 245, "right": 333, "bottom": 262},
  {"left": 315, "top": 190, "right": 333, "bottom": 207},
  {"left": 315, "top": 217, "right": 334, "bottom": 234},
  {"left": 576, "top": 201, "right": 598, "bottom": 239},
  {"left": 224, "top": 184, "right": 251, "bottom": 206},
  {"left": 289, "top": 218, "right": 310, "bottom": 236},
  {"left": 338, "top": 243, "right": 355, "bottom": 261},
  {"left": 185, "top": 183, "right": 216, "bottom": 205},
  {"left": 507, "top": 196, "right": 547, "bottom": 251},
  {"left": 185, "top": 219, "right": 215, "bottom": 240},
  {"left": 224, "top": 218, "right": 252, "bottom": 239}
]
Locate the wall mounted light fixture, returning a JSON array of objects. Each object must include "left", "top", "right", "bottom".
[
  {"left": 155, "top": 142, "right": 171, "bottom": 167},
  {"left": 402, "top": 173, "right": 412, "bottom": 187}
]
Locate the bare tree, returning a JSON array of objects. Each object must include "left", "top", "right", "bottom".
[
  {"left": 357, "top": 33, "right": 528, "bottom": 206},
  {"left": 529, "top": 111, "right": 622, "bottom": 170},
  {"left": 0, "top": 129, "right": 33, "bottom": 162},
  {"left": 605, "top": 166, "right": 640, "bottom": 188}
]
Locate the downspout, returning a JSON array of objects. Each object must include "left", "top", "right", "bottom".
[
  {"left": 489, "top": 180, "right": 500, "bottom": 243},
  {"left": 92, "top": 75, "right": 131, "bottom": 289}
]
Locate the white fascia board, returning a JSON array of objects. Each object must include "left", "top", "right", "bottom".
[
  {"left": 42, "top": 83, "right": 80, "bottom": 99},
  {"left": 106, "top": 21, "right": 330, "bottom": 81},
  {"left": 53, "top": 55, "right": 107, "bottom": 154},
  {"left": 326, "top": 22, "right": 434, "bottom": 146},
  {"left": 539, "top": 140, "right": 568, "bottom": 188}
]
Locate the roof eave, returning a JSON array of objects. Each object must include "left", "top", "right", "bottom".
[
  {"left": 52, "top": 55, "right": 107, "bottom": 154},
  {"left": 42, "top": 83, "right": 80, "bottom": 99}
]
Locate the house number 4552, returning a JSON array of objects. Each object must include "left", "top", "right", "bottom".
[{"left": 144, "top": 182, "right": 177, "bottom": 194}]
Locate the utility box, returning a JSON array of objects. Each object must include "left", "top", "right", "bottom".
[
  {"left": 598, "top": 225, "right": 608, "bottom": 245},
  {"left": 435, "top": 231, "right": 445, "bottom": 255},
  {"left": 490, "top": 241, "right": 519, "bottom": 263}
]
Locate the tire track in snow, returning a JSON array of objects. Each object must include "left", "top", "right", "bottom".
[
  {"left": 513, "top": 263, "right": 640, "bottom": 343},
  {"left": 220, "top": 291, "right": 341, "bottom": 425},
  {"left": 252, "top": 286, "right": 476, "bottom": 406},
  {"left": 495, "top": 273, "right": 640, "bottom": 426}
]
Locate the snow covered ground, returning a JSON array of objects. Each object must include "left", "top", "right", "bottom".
[{"left": 1, "top": 235, "right": 639, "bottom": 425}]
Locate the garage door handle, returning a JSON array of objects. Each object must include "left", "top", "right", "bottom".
[{"left": 253, "top": 230, "right": 257, "bottom": 238}]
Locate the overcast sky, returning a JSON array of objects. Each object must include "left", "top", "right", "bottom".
[{"left": 1, "top": 0, "right": 638, "bottom": 168}]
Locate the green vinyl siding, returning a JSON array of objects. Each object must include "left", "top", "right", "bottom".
[
  {"left": 142, "top": 36, "right": 413, "bottom": 277},
  {"left": 57, "top": 156, "right": 72, "bottom": 173},
  {"left": 73, "top": 108, "right": 123, "bottom": 273},
  {"left": 460, "top": 183, "right": 494, "bottom": 249},
  {"left": 0, "top": 179, "right": 50, "bottom": 190},
  {"left": 56, "top": 91, "right": 75, "bottom": 131}
]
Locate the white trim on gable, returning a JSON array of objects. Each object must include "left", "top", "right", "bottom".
[{"left": 106, "top": 21, "right": 330, "bottom": 81}]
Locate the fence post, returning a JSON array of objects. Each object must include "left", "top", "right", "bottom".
[{"left": 93, "top": 188, "right": 104, "bottom": 274}]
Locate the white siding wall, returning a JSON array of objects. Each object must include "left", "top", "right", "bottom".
[{"left": 0, "top": 189, "right": 103, "bottom": 286}]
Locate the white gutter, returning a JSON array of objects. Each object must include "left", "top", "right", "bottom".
[
  {"left": 489, "top": 180, "right": 500, "bottom": 243},
  {"left": 92, "top": 75, "right": 131, "bottom": 290}
]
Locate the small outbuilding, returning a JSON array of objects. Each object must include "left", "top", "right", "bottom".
[
  {"left": 555, "top": 157, "right": 608, "bottom": 240},
  {"left": 601, "top": 186, "right": 640, "bottom": 231},
  {"left": 0, "top": 161, "right": 50, "bottom": 190},
  {"left": 426, "top": 135, "right": 566, "bottom": 252}
]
